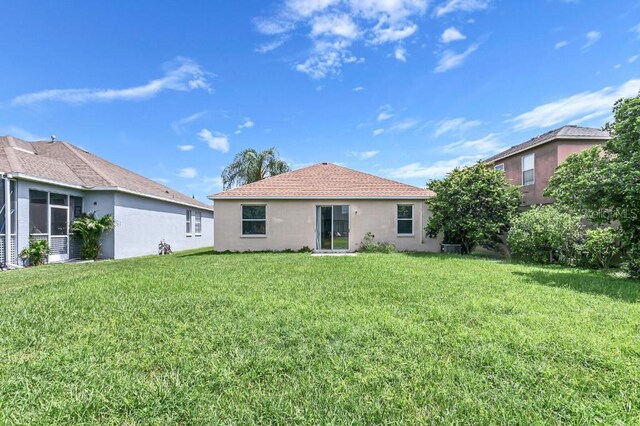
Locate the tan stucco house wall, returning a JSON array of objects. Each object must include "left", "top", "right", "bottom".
[{"left": 213, "top": 198, "right": 440, "bottom": 252}]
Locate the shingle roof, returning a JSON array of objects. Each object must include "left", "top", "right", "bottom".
[
  {"left": 210, "top": 163, "right": 435, "bottom": 199},
  {"left": 484, "top": 125, "right": 610, "bottom": 163},
  {"left": 0, "top": 136, "right": 211, "bottom": 209}
]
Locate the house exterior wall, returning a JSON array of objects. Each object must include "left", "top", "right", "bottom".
[
  {"left": 494, "top": 138, "right": 605, "bottom": 207},
  {"left": 113, "top": 193, "right": 213, "bottom": 259},
  {"left": 15, "top": 179, "right": 87, "bottom": 260},
  {"left": 10, "top": 179, "right": 213, "bottom": 261},
  {"left": 83, "top": 191, "right": 116, "bottom": 259},
  {"left": 213, "top": 198, "right": 441, "bottom": 252}
]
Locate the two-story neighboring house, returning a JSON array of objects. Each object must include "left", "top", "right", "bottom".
[{"left": 485, "top": 125, "right": 610, "bottom": 207}]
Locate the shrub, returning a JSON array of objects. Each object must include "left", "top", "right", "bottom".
[
  {"left": 19, "top": 239, "right": 50, "bottom": 266},
  {"left": 426, "top": 163, "right": 521, "bottom": 254},
  {"left": 508, "top": 206, "right": 584, "bottom": 265},
  {"left": 71, "top": 212, "right": 115, "bottom": 260},
  {"left": 358, "top": 232, "right": 396, "bottom": 253},
  {"left": 583, "top": 227, "right": 621, "bottom": 269}
]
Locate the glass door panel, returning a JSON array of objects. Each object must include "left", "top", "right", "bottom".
[
  {"left": 319, "top": 206, "right": 332, "bottom": 250},
  {"left": 332, "top": 205, "right": 349, "bottom": 250}
]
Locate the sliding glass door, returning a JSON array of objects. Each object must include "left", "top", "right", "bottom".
[{"left": 315, "top": 205, "right": 349, "bottom": 251}]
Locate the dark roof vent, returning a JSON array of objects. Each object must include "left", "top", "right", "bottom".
[
  {"left": 322, "top": 162, "right": 328, "bottom": 165},
  {"left": 50, "top": 135, "right": 56, "bottom": 143}
]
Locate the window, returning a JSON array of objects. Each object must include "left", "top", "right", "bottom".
[
  {"left": 29, "top": 190, "right": 48, "bottom": 234},
  {"left": 185, "top": 209, "right": 192, "bottom": 235},
  {"left": 70, "top": 196, "right": 83, "bottom": 221},
  {"left": 522, "top": 153, "right": 535, "bottom": 186},
  {"left": 50, "top": 193, "right": 68, "bottom": 206},
  {"left": 242, "top": 205, "right": 266, "bottom": 235},
  {"left": 194, "top": 211, "right": 202, "bottom": 235},
  {"left": 494, "top": 163, "right": 504, "bottom": 172},
  {"left": 397, "top": 205, "right": 413, "bottom": 235}
]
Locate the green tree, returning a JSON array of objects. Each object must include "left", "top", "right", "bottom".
[
  {"left": 71, "top": 212, "right": 115, "bottom": 260},
  {"left": 426, "top": 163, "right": 522, "bottom": 254},
  {"left": 507, "top": 205, "right": 584, "bottom": 265},
  {"left": 546, "top": 93, "right": 640, "bottom": 276},
  {"left": 222, "top": 148, "right": 290, "bottom": 190}
]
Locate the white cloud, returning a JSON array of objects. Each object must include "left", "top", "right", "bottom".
[
  {"left": 394, "top": 47, "right": 407, "bottom": 62},
  {"left": 554, "top": 40, "right": 569, "bottom": 49},
  {"left": 12, "top": 57, "right": 212, "bottom": 105},
  {"left": 582, "top": 31, "right": 601, "bottom": 49},
  {"left": 440, "top": 27, "right": 466, "bottom": 43},
  {"left": 349, "top": 150, "right": 380, "bottom": 160},
  {"left": 153, "top": 177, "right": 170, "bottom": 184},
  {"left": 311, "top": 14, "right": 359, "bottom": 39},
  {"left": 631, "top": 23, "right": 640, "bottom": 36},
  {"left": 197, "top": 129, "right": 230, "bottom": 153},
  {"left": 256, "top": 0, "right": 427, "bottom": 78},
  {"left": 614, "top": 64, "right": 622, "bottom": 70},
  {"left": 434, "top": 0, "right": 490, "bottom": 17},
  {"left": 256, "top": 37, "right": 288, "bottom": 53},
  {"left": 434, "top": 117, "right": 481, "bottom": 137},
  {"left": 442, "top": 133, "right": 503, "bottom": 155},
  {"left": 377, "top": 105, "right": 394, "bottom": 121},
  {"left": 202, "top": 176, "right": 223, "bottom": 191},
  {"left": 434, "top": 44, "right": 479, "bottom": 72},
  {"left": 295, "top": 40, "right": 363, "bottom": 79},
  {"left": 509, "top": 79, "right": 640, "bottom": 130},
  {"left": 178, "top": 167, "right": 198, "bottom": 178},
  {"left": 353, "top": 86, "right": 365, "bottom": 91},
  {"left": 629, "top": 55, "right": 639, "bottom": 63},
  {"left": 388, "top": 118, "right": 419, "bottom": 132},
  {"left": 171, "top": 110, "right": 208, "bottom": 134},
  {"left": 373, "top": 128, "right": 385, "bottom": 136},
  {"left": 371, "top": 24, "right": 418, "bottom": 44},
  {"left": 235, "top": 118, "right": 255, "bottom": 134},
  {"left": 0, "top": 126, "right": 46, "bottom": 141},
  {"left": 177, "top": 144, "right": 195, "bottom": 151},
  {"left": 383, "top": 155, "right": 481, "bottom": 179}
]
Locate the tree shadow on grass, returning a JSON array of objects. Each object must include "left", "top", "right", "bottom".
[{"left": 513, "top": 269, "right": 640, "bottom": 303}]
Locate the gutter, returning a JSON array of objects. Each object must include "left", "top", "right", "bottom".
[
  {"left": 485, "top": 135, "right": 610, "bottom": 164},
  {"left": 208, "top": 195, "right": 435, "bottom": 201},
  {"left": 10, "top": 173, "right": 213, "bottom": 211}
]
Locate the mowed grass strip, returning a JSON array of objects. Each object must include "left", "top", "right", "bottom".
[{"left": 0, "top": 250, "right": 639, "bottom": 424}]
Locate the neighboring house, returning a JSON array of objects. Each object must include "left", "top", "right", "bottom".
[
  {"left": 209, "top": 163, "right": 441, "bottom": 253},
  {"left": 0, "top": 136, "right": 213, "bottom": 266},
  {"left": 485, "top": 125, "right": 610, "bottom": 207}
]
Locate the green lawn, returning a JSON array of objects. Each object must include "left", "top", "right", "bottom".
[{"left": 1, "top": 250, "right": 639, "bottom": 424}]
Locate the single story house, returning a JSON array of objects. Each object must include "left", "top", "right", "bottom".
[
  {"left": 209, "top": 162, "right": 441, "bottom": 252},
  {"left": 1, "top": 136, "right": 213, "bottom": 266},
  {"left": 485, "top": 125, "right": 610, "bottom": 207}
]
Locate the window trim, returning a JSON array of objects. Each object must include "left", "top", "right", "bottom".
[
  {"left": 521, "top": 153, "right": 535, "bottom": 186},
  {"left": 241, "top": 204, "right": 267, "bottom": 238},
  {"left": 494, "top": 163, "right": 504, "bottom": 172},
  {"left": 186, "top": 209, "right": 192, "bottom": 236},
  {"left": 194, "top": 211, "right": 202, "bottom": 236},
  {"left": 396, "top": 204, "right": 414, "bottom": 236}
]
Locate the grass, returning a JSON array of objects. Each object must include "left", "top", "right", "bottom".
[{"left": 0, "top": 249, "right": 639, "bottom": 424}]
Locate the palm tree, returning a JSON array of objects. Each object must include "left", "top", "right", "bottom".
[
  {"left": 71, "top": 212, "right": 115, "bottom": 260},
  {"left": 222, "top": 147, "right": 291, "bottom": 190}
]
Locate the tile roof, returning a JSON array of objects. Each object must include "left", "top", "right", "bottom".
[
  {"left": 0, "top": 136, "right": 211, "bottom": 209},
  {"left": 484, "top": 125, "right": 610, "bottom": 163},
  {"left": 210, "top": 163, "right": 435, "bottom": 199}
]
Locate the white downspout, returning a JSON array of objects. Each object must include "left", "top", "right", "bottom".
[{"left": 3, "top": 174, "right": 11, "bottom": 266}]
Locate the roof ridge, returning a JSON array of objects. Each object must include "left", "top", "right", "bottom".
[
  {"left": 59, "top": 142, "right": 117, "bottom": 186},
  {"left": 3, "top": 145, "right": 23, "bottom": 172}
]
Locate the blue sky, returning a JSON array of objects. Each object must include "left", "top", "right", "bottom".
[{"left": 1, "top": 0, "right": 639, "bottom": 202}]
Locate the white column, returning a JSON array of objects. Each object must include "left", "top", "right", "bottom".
[{"left": 3, "top": 176, "right": 11, "bottom": 265}]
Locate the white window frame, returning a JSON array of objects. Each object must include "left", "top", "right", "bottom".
[
  {"left": 194, "top": 211, "right": 202, "bottom": 236},
  {"left": 521, "top": 153, "right": 535, "bottom": 186},
  {"left": 397, "top": 204, "right": 414, "bottom": 236},
  {"left": 494, "top": 163, "right": 504, "bottom": 172},
  {"left": 241, "top": 204, "right": 267, "bottom": 238},
  {"left": 186, "top": 209, "right": 192, "bottom": 236}
]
